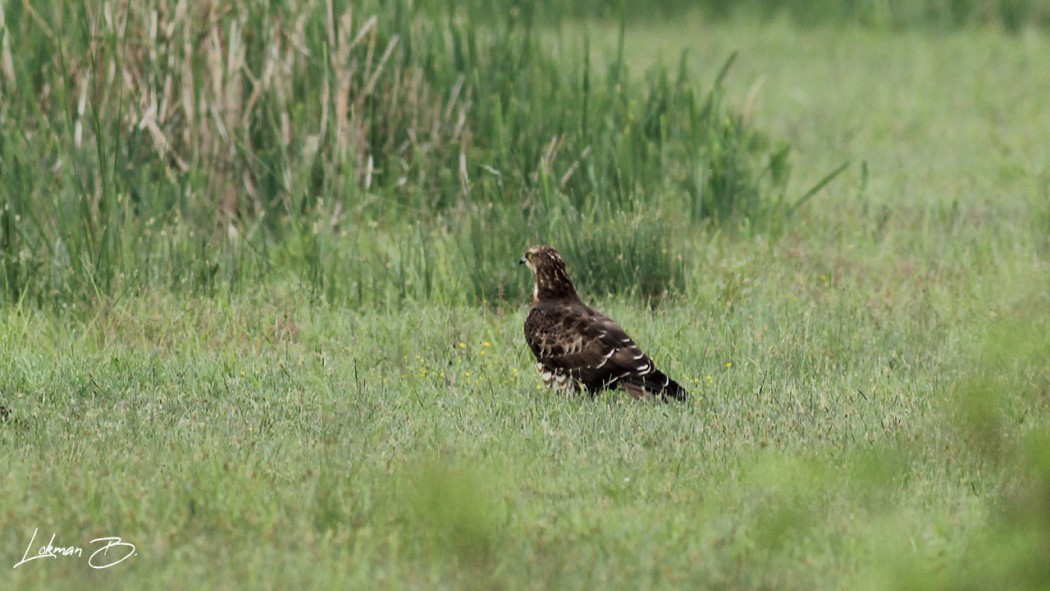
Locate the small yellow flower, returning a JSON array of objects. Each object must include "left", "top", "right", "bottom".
[
  {"left": 483, "top": 341, "right": 491, "bottom": 348},
  {"left": 725, "top": 362, "right": 732, "bottom": 369},
  {"left": 458, "top": 343, "right": 467, "bottom": 349},
  {"left": 705, "top": 375, "right": 713, "bottom": 383}
]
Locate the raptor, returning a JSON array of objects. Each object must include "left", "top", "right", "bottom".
[{"left": 519, "top": 245, "right": 688, "bottom": 401}]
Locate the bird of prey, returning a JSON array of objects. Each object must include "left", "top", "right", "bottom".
[{"left": 518, "top": 245, "right": 688, "bottom": 401}]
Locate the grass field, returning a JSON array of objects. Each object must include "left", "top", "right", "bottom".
[{"left": 3, "top": 7, "right": 1050, "bottom": 591}]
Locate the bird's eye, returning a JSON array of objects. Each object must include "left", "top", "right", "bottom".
[{"left": 525, "top": 252, "right": 533, "bottom": 260}]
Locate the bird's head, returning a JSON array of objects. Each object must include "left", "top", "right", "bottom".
[
  {"left": 518, "top": 245, "right": 578, "bottom": 302},
  {"left": 518, "top": 245, "right": 563, "bottom": 273}
]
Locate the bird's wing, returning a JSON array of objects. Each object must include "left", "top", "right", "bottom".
[{"left": 525, "top": 302, "right": 658, "bottom": 391}]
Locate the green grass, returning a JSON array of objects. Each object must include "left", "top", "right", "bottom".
[
  {"left": 3, "top": 8, "right": 1050, "bottom": 591},
  {"left": 0, "top": 0, "right": 796, "bottom": 308},
  {"left": 483, "top": 0, "right": 1050, "bottom": 31},
  {"left": 1, "top": 260, "right": 1046, "bottom": 589}
]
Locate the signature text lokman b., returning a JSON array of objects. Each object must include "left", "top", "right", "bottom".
[{"left": 13, "top": 528, "right": 136, "bottom": 570}]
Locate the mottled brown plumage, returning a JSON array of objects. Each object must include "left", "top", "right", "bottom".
[{"left": 518, "top": 246, "right": 688, "bottom": 402}]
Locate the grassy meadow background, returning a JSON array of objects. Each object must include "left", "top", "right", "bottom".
[{"left": 2, "top": 0, "right": 1049, "bottom": 588}]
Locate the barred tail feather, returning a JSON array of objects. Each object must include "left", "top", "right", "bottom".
[{"left": 621, "top": 369, "right": 689, "bottom": 402}]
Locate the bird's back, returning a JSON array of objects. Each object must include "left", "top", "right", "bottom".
[{"left": 525, "top": 299, "right": 688, "bottom": 401}]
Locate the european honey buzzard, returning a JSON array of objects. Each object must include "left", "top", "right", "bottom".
[{"left": 518, "top": 245, "right": 688, "bottom": 402}]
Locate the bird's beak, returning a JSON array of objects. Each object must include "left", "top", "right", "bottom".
[{"left": 517, "top": 256, "right": 527, "bottom": 266}]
